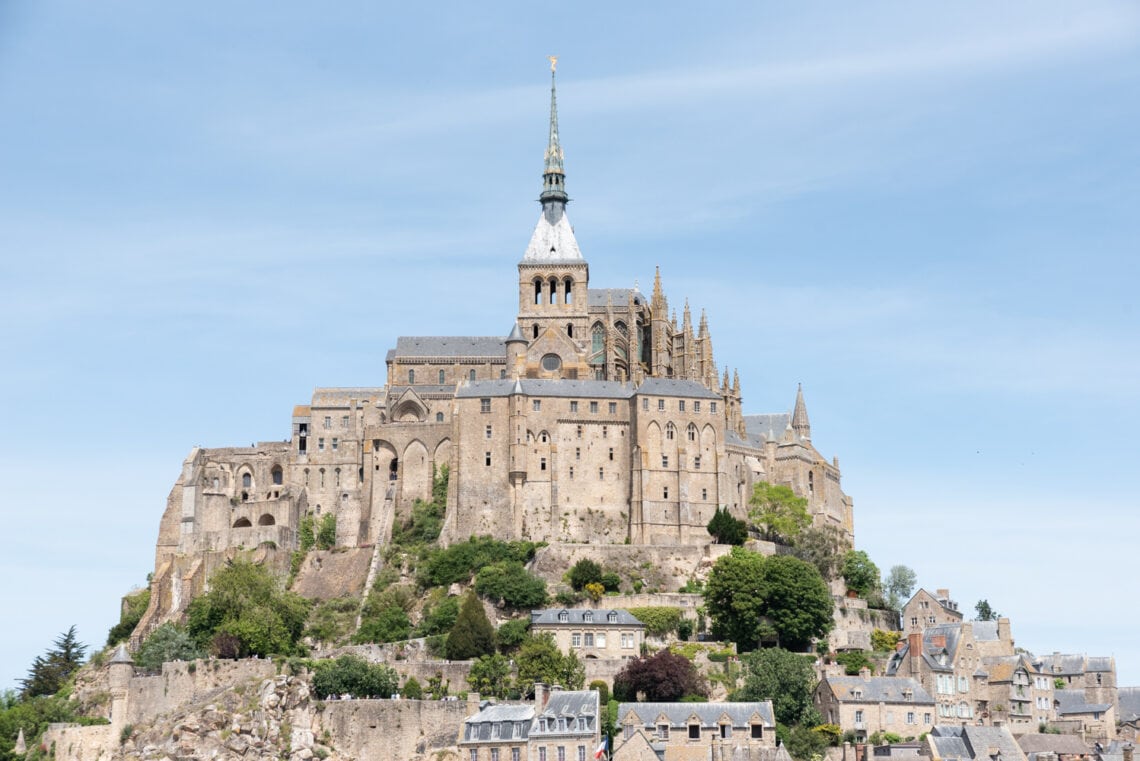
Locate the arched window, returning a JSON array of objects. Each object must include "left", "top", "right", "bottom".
[
  {"left": 436, "top": 412, "right": 445, "bottom": 422},
  {"left": 566, "top": 323, "right": 573, "bottom": 338},
  {"left": 469, "top": 369, "right": 476, "bottom": 381},
  {"left": 271, "top": 466, "right": 283, "bottom": 485},
  {"left": 232, "top": 517, "right": 252, "bottom": 528},
  {"left": 241, "top": 472, "right": 252, "bottom": 488},
  {"left": 808, "top": 471, "right": 814, "bottom": 494},
  {"left": 666, "top": 423, "right": 676, "bottom": 440},
  {"left": 408, "top": 369, "right": 415, "bottom": 384},
  {"left": 533, "top": 323, "right": 539, "bottom": 339},
  {"left": 534, "top": 278, "right": 543, "bottom": 305},
  {"left": 592, "top": 323, "right": 605, "bottom": 354},
  {"left": 438, "top": 369, "right": 445, "bottom": 384},
  {"left": 564, "top": 278, "right": 573, "bottom": 304},
  {"left": 549, "top": 277, "right": 558, "bottom": 305},
  {"left": 687, "top": 424, "right": 697, "bottom": 442},
  {"left": 258, "top": 514, "right": 275, "bottom": 526}
]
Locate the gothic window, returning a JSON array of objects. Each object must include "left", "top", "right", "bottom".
[
  {"left": 666, "top": 423, "right": 676, "bottom": 440},
  {"left": 437, "top": 412, "right": 445, "bottom": 422},
  {"left": 687, "top": 424, "right": 697, "bottom": 441},
  {"left": 242, "top": 472, "right": 252, "bottom": 488},
  {"left": 335, "top": 468, "right": 341, "bottom": 486},
  {"left": 566, "top": 323, "right": 573, "bottom": 338},
  {"left": 591, "top": 323, "right": 605, "bottom": 354},
  {"left": 535, "top": 278, "right": 543, "bottom": 305},
  {"left": 564, "top": 278, "right": 573, "bottom": 304},
  {"left": 439, "top": 369, "right": 445, "bottom": 384},
  {"left": 598, "top": 467, "right": 604, "bottom": 480},
  {"left": 272, "top": 466, "right": 283, "bottom": 485},
  {"left": 569, "top": 467, "right": 574, "bottom": 479},
  {"left": 549, "top": 277, "right": 558, "bottom": 304},
  {"left": 408, "top": 369, "right": 415, "bottom": 384},
  {"left": 319, "top": 469, "right": 325, "bottom": 487},
  {"left": 540, "top": 458, "right": 546, "bottom": 471}
]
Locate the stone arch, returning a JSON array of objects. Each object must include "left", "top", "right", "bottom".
[
  {"left": 534, "top": 277, "right": 543, "bottom": 305},
  {"left": 271, "top": 465, "right": 283, "bottom": 485},
  {"left": 548, "top": 276, "right": 558, "bottom": 305},
  {"left": 258, "top": 513, "right": 276, "bottom": 526},
  {"left": 645, "top": 421, "right": 662, "bottom": 461},
  {"left": 563, "top": 276, "right": 574, "bottom": 304},
  {"left": 434, "top": 438, "right": 451, "bottom": 474},
  {"left": 238, "top": 466, "right": 254, "bottom": 490},
  {"left": 402, "top": 439, "right": 431, "bottom": 505},
  {"left": 394, "top": 396, "right": 427, "bottom": 423},
  {"left": 701, "top": 423, "right": 717, "bottom": 449},
  {"left": 373, "top": 440, "right": 398, "bottom": 483},
  {"left": 233, "top": 517, "right": 252, "bottom": 528}
]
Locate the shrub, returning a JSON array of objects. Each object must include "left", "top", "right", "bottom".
[
  {"left": 589, "top": 680, "right": 610, "bottom": 705},
  {"left": 402, "top": 676, "right": 423, "bottom": 699},
  {"left": 475, "top": 561, "right": 547, "bottom": 609},
  {"left": 416, "top": 593, "right": 460, "bottom": 637},
  {"left": 626, "top": 607, "right": 682, "bottom": 638},
  {"left": 106, "top": 587, "right": 151, "bottom": 646},
  {"left": 568, "top": 559, "right": 603, "bottom": 591},
  {"left": 870, "top": 629, "right": 900, "bottom": 653},
  {"left": 311, "top": 655, "right": 398, "bottom": 699},
  {"left": 496, "top": 618, "right": 531, "bottom": 654},
  {"left": 613, "top": 650, "right": 707, "bottom": 702},
  {"left": 419, "top": 536, "right": 543, "bottom": 588},
  {"left": 834, "top": 650, "right": 873, "bottom": 676},
  {"left": 316, "top": 514, "right": 337, "bottom": 550},
  {"left": 446, "top": 593, "right": 496, "bottom": 660},
  {"left": 134, "top": 623, "right": 202, "bottom": 671},
  {"left": 707, "top": 506, "right": 747, "bottom": 545}
]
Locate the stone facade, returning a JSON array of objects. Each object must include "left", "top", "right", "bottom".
[
  {"left": 814, "top": 674, "right": 935, "bottom": 742},
  {"left": 530, "top": 609, "right": 645, "bottom": 660},
  {"left": 135, "top": 66, "right": 855, "bottom": 639},
  {"left": 901, "top": 589, "right": 963, "bottom": 634}
]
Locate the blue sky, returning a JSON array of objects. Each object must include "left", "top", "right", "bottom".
[{"left": 1, "top": 2, "right": 1138, "bottom": 689}]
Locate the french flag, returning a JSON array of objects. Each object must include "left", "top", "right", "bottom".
[{"left": 594, "top": 737, "right": 608, "bottom": 759}]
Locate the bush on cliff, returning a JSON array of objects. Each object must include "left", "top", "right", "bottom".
[{"left": 311, "top": 655, "right": 398, "bottom": 699}]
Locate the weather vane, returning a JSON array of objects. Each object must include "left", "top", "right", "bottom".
[{"left": 548, "top": 55, "right": 558, "bottom": 73}]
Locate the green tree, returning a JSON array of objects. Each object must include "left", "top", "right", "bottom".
[
  {"left": 707, "top": 506, "right": 748, "bottom": 545},
  {"left": 446, "top": 592, "right": 496, "bottom": 660},
  {"left": 134, "top": 623, "right": 202, "bottom": 671},
  {"left": 496, "top": 619, "right": 531, "bottom": 654},
  {"left": 106, "top": 587, "right": 151, "bottom": 646},
  {"left": 833, "top": 650, "right": 872, "bottom": 676},
  {"left": 515, "top": 634, "right": 584, "bottom": 694},
  {"left": 787, "top": 525, "right": 845, "bottom": 581},
  {"left": 568, "top": 559, "right": 603, "bottom": 591},
  {"left": 185, "top": 559, "right": 309, "bottom": 658},
  {"left": 416, "top": 594, "right": 460, "bottom": 637},
  {"left": 392, "top": 465, "right": 449, "bottom": 546},
  {"left": 468, "top": 653, "right": 512, "bottom": 699},
  {"left": 784, "top": 724, "right": 832, "bottom": 761},
  {"left": 748, "top": 482, "right": 810, "bottom": 544},
  {"left": 841, "top": 550, "right": 881, "bottom": 598},
  {"left": 734, "top": 647, "right": 820, "bottom": 727},
  {"left": 20, "top": 627, "right": 87, "bottom": 698},
  {"left": 627, "top": 607, "right": 683, "bottom": 638},
  {"left": 475, "top": 561, "right": 547, "bottom": 609},
  {"left": 705, "top": 548, "right": 832, "bottom": 652},
  {"left": 311, "top": 655, "right": 398, "bottom": 698},
  {"left": 419, "top": 536, "right": 542, "bottom": 588},
  {"left": 761, "top": 555, "right": 833, "bottom": 651},
  {"left": 884, "top": 565, "right": 917, "bottom": 611},
  {"left": 355, "top": 605, "right": 412, "bottom": 644},
  {"left": 402, "top": 676, "right": 423, "bottom": 699},
  {"left": 975, "top": 599, "right": 999, "bottom": 621},
  {"left": 316, "top": 514, "right": 337, "bottom": 550}
]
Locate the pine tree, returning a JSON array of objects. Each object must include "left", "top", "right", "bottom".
[
  {"left": 21, "top": 626, "right": 87, "bottom": 698},
  {"left": 445, "top": 592, "right": 496, "bottom": 660}
]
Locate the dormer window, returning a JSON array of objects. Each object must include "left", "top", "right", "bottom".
[
  {"left": 558, "top": 611, "right": 569, "bottom": 623},
  {"left": 583, "top": 611, "right": 593, "bottom": 623},
  {"left": 608, "top": 612, "right": 618, "bottom": 623},
  {"left": 853, "top": 689, "right": 863, "bottom": 699}
]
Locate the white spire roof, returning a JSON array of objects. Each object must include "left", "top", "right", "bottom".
[{"left": 521, "top": 207, "right": 583, "bottom": 264}]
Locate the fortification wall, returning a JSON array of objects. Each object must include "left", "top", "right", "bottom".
[
  {"left": 127, "top": 658, "right": 278, "bottom": 725},
  {"left": 317, "top": 698, "right": 467, "bottom": 760}
]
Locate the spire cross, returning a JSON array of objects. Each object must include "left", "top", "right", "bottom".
[{"left": 548, "top": 55, "right": 558, "bottom": 72}]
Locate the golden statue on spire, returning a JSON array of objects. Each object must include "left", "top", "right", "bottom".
[{"left": 548, "top": 55, "right": 558, "bottom": 73}]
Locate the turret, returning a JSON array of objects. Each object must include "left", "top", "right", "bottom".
[
  {"left": 791, "top": 383, "right": 811, "bottom": 441},
  {"left": 108, "top": 644, "right": 135, "bottom": 731}
]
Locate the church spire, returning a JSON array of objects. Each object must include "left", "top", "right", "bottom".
[
  {"left": 540, "top": 56, "right": 568, "bottom": 206},
  {"left": 792, "top": 383, "right": 811, "bottom": 441}
]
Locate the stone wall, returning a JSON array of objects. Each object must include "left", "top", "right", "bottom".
[
  {"left": 127, "top": 658, "right": 278, "bottom": 725},
  {"left": 317, "top": 698, "right": 467, "bottom": 761}
]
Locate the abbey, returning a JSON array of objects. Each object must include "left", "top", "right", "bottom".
[{"left": 142, "top": 66, "right": 853, "bottom": 634}]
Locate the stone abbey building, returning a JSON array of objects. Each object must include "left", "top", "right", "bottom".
[{"left": 142, "top": 65, "right": 855, "bottom": 634}]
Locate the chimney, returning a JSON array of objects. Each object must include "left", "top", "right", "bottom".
[
  {"left": 936, "top": 589, "right": 950, "bottom": 600},
  {"left": 1123, "top": 744, "right": 1133, "bottom": 761},
  {"left": 535, "top": 682, "right": 549, "bottom": 710},
  {"left": 467, "top": 692, "right": 482, "bottom": 717},
  {"left": 908, "top": 632, "right": 922, "bottom": 675},
  {"left": 997, "top": 618, "right": 1012, "bottom": 648},
  {"left": 859, "top": 667, "right": 872, "bottom": 681}
]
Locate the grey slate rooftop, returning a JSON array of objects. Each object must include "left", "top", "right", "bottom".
[
  {"left": 456, "top": 379, "right": 633, "bottom": 399},
  {"left": 462, "top": 703, "right": 534, "bottom": 743},
  {"left": 822, "top": 676, "right": 933, "bottom": 704},
  {"left": 531, "top": 609, "right": 643, "bottom": 626},
  {"left": 1054, "top": 688, "right": 1112, "bottom": 715},
  {"left": 587, "top": 288, "right": 642, "bottom": 307},
  {"left": 930, "top": 726, "right": 1025, "bottom": 761},
  {"left": 744, "top": 413, "right": 792, "bottom": 442},
  {"left": 1118, "top": 686, "right": 1140, "bottom": 723},
  {"left": 635, "top": 377, "right": 722, "bottom": 399},
  {"left": 391, "top": 336, "right": 507, "bottom": 358},
  {"left": 618, "top": 701, "right": 776, "bottom": 728}
]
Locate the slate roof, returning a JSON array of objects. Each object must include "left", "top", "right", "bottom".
[
  {"left": 1017, "top": 734, "right": 1092, "bottom": 755},
  {"left": 635, "top": 378, "right": 721, "bottom": 399},
  {"left": 462, "top": 703, "right": 534, "bottom": 743},
  {"left": 587, "top": 288, "right": 643, "bottom": 308},
  {"left": 391, "top": 336, "right": 507, "bottom": 359},
  {"left": 1087, "top": 656, "right": 1114, "bottom": 673},
  {"left": 743, "top": 413, "right": 791, "bottom": 442},
  {"left": 531, "top": 609, "right": 643, "bottom": 626},
  {"left": 311, "top": 387, "right": 384, "bottom": 406},
  {"left": 930, "top": 726, "right": 1025, "bottom": 761},
  {"left": 618, "top": 701, "right": 776, "bottom": 729},
  {"left": 1118, "top": 686, "right": 1140, "bottom": 723},
  {"left": 972, "top": 621, "right": 1000, "bottom": 641},
  {"left": 1055, "top": 689, "right": 1112, "bottom": 715},
  {"left": 456, "top": 379, "right": 633, "bottom": 399},
  {"left": 532, "top": 691, "right": 599, "bottom": 737},
  {"left": 822, "top": 676, "right": 933, "bottom": 705},
  {"left": 1035, "top": 654, "right": 1088, "bottom": 676}
]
